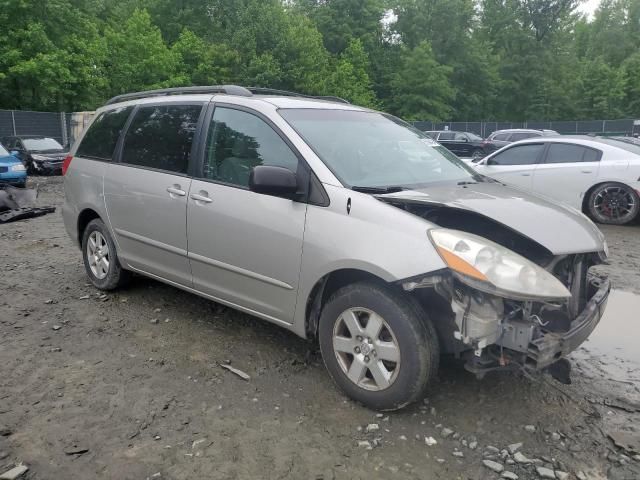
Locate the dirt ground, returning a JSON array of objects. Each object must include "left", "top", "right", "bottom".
[{"left": 1, "top": 177, "right": 639, "bottom": 480}]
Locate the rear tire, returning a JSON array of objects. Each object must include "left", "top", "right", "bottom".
[
  {"left": 81, "top": 219, "right": 130, "bottom": 290},
  {"left": 318, "top": 281, "right": 439, "bottom": 411},
  {"left": 587, "top": 182, "right": 639, "bottom": 225}
]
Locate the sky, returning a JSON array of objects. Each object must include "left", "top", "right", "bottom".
[{"left": 578, "top": 0, "right": 600, "bottom": 18}]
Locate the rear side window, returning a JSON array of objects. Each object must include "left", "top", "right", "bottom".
[
  {"left": 545, "top": 143, "right": 601, "bottom": 164},
  {"left": 438, "top": 132, "right": 455, "bottom": 140},
  {"left": 492, "top": 133, "right": 510, "bottom": 141},
  {"left": 510, "top": 132, "right": 539, "bottom": 141},
  {"left": 489, "top": 143, "right": 545, "bottom": 165},
  {"left": 202, "top": 107, "right": 299, "bottom": 187},
  {"left": 76, "top": 106, "right": 133, "bottom": 160},
  {"left": 121, "top": 104, "right": 202, "bottom": 174}
]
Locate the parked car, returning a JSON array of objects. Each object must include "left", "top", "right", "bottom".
[
  {"left": 0, "top": 135, "right": 69, "bottom": 175},
  {"left": 424, "top": 130, "right": 486, "bottom": 160},
  {"left": 480, "top": 129, "right": 558, "bottom": 155},
  {"left": 474, "top": 136, "right": 640, "bottom": 225},
  {"left": 63, "top": 86, "right": 610, "bottom": 410},
  {"left": 0, "top": 144, "right": 27, "bottom": 187}
]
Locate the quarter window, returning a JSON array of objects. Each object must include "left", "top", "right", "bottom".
[
  {"left": 510, "top": 132, "right": 540, "bottom": 141},
  {"left": 492, "top": 133, "right": 510, "bottom": 141},
  {"left": 76, "top": 106, "right": 133, "bottom": 161},
  {"left": 438, "top": 132, "right": 455, "bottom": 140},
  {"left": 545, "top": 143, "right": 601, "bottom": 164},
  {"left": 121, "top": 104, "right": 202, "bottom": 174},
  {"left": 202, "top": 107, "right": 299, "bottom": 187},
  {"left": 489, "top": 144, "right": 545, "bottom": 165}
]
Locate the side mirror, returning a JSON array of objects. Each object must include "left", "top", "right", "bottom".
[{"left": 249, "top": 165, "right": 299, "bottom": 199}]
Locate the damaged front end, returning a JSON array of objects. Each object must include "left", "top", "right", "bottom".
[
  {"left": 386, "top": 196, "right": 610, "bottom": 380},
  {"left": 415, "top": 256, "right": 609, "bottom": 378}
]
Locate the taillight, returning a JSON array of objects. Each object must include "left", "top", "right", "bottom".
[{"left": 62, "top": 155, "right": 73, "bottom": 175}]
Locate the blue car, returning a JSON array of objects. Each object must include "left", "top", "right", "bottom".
[{"left": 0, "top": 144, "right": 27, "bottom": 187}]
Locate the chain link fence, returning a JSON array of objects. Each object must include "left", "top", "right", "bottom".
[
  {"left": 412, "top": 119, "right": 640, "bottom": 138},
  {"left": 1, "top": 108, "right": 639, "bottom": 147}
]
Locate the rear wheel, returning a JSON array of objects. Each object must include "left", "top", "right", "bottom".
[
  {"left": 588, "top": 182, "right": 639, "bottom": 225},
  {"left": 318, "top": 282, "right": 439, "bottom": 411},
  {"left": 81, "top": 219, "right": 130, "bottom": 290}
]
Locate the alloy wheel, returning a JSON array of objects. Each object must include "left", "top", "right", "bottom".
[
  {"left": 592, "top": 184, "right": 637, "bottom": 223},
  {"left": 87, "top": 231, "right": 110, "bottom": 280},
  {"left": 332, "top": 307, "right": 401, "bottom": 391}
]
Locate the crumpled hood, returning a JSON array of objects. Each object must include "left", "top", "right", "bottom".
[
  {"left": 32, "top": 152, "right": 67, "bottom": 161},
  {"left": 380, "top": 182, "right": 605, "bottom": 255}
]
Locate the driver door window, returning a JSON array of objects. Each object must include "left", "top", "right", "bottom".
[
  {"left": 479, "top": 143, "right": 545, "bottom": 191},
  {"left": 203, "top": 107, "right": 299, "bottom": 187}
]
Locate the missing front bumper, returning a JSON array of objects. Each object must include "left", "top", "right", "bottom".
[
  {"left": 464, "top": 277, "right": 610, "bottom": 376},
  {"left": 526, "top": 277, "right": 610, "bottom": 370}
]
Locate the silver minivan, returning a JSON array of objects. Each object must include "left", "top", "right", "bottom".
[{"left": 63, "top": 86, "right": 610, "bottom": 410}]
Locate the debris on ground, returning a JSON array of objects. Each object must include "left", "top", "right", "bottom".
[
  {"left": 0, "top": 186, "right": 55, "bottom": 223},
  {"left": 483, "top": 459, "right": 504, "bottom": 473},
  {"left": 0, "top": 464, "right": 29, "bottom": 480},
  {"left": 220, "top": 363, "right": 251, "bottom": 381}
]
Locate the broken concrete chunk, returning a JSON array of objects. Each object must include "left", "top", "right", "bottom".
[
  {"left": 535, "top": 466, "right": 555, "bottom": 479},
  {"left": 452, "top": 450, "right": 464, "bottom": 458},
  {"left": 507, "top": 442, "right": 523, "bottom": 454},
  {"left": 468, "top": 441, "right": 478, "bottom": 450},
  {"left": 502, "top": 472, "right": 518, "bottom": 480},
  {"left": 357, "top": 440, "right": 372, "bottom": 449},
  {"left": 0, "top": 464, "right": 28, "bottom": 480},
  {"left": 482, "top": 460, "right": 504, "bottom": 473},
  {"left": 365, "top": 424, "right": 379, "bottom": 433},
  {"left": 220, "top": 364, "right": 250, "bottom": 381},
  {"left": 425, "top": 436, "right": 437, "bottom": 446},
  {"left": 514, "top": 451, "right": 533, "bottom": 464},
  {"left": 524, "top": 425, "right": 537, "bottom": 433},
  {"left": 441, "top": 427, "right": 454, "bottom": 438},
  {"left": 555, "top": 471, "right": 569, "bottom": 480}
]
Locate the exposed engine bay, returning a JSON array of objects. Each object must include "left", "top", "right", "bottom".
[{"left": 383, "top": 198, "right": 610, "bottom": 379}]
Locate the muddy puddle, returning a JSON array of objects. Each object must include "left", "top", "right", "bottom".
[{"left": 575, "top": 289, "right": 640, "bottom": 383}]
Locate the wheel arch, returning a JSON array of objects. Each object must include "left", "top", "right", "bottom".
[
  {"left": 77, "top": 208, "right": 102, "bottom": 243},
  {"left": 304, "top": 268, "right": 394, "bottom": 340}
]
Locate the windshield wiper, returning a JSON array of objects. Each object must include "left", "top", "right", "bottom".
[
  {"left": 457, "top": 181, "right": 478, "bottom": 186},
  {"left": 351, "top": 186, "right": 405, "bottom": 194}
]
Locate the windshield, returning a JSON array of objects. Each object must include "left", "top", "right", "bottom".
[
  {"left": 279, "top": 109, "right": 480, "bottom": 189},
  {"left": 22, "top": 137, "right": 64, "bottom": 152}
]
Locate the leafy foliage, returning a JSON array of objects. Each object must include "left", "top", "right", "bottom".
[{"left": 0, "top": 0, "right": 638, "bottom": 121}]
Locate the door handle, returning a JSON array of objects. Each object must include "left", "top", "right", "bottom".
[
  {"left": 520, "top": 173, "right": 530, "bottom": 176},
  {"left": 581, "top": 170, "right": 592, "bottom": 174},
  {"left": 190, "top": 192, "right": 212, "bottom": 204},
  {"left": 167, "top": 186, "right": 186, "bottom": 197}
]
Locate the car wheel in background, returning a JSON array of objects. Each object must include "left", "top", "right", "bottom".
[
  {"left": 81, "top": 218, "right": 130, "bottom": 290},
  {"left": 471, "top": 149, "right": 484, "bottom": 162},
  {"left": 588, "top": 182, "right": 640, "bottom": 225},
  {"left": 318, "top": 281, "right": 439, "bottom": 411}
]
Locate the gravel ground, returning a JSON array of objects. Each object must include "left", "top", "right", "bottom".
[{"left": 1, "top": 177, "right": 639, "bottom": 480}]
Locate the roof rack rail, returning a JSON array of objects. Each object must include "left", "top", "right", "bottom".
[
  {"left": 105, "top": 84, "right": 350, "bottom": 106},
  {"left": 248, "top": 87, "right": 350, "bottom": 104},
  {"left": 105, "top": 85, "right": 253, "bottom": 105}
]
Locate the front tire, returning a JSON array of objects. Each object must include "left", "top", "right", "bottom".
[
  {"left": 588, "top": 182, "right": 639, "bottom": 225},
  {"left": 81, "top": 219, "right": 130, "bottom": 290},
  {"left": 318, "top": 282, "right": 439, "bottom": 411}
]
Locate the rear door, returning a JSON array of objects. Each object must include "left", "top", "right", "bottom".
[
  {"left": 104, "top": 102, "right": 204, "bottom": 286},
  {"left": 436, "top": 131, "right": 459, "bottom": 155},
  {"left": 531, "top": 142, "right": 601, "bottom": 208},
  {"left": 488, "top": 132, "right": 511, "bottom": 151},
  {"left": 186, "top": 104, "right": 308, "bottom": 323},
  {"left": 475, "top": 142, "right": 545, "bottom": 191}
]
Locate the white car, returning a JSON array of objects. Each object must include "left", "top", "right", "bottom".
[{"left": 473, "top": 136, "right": 640, "bottom": 225}]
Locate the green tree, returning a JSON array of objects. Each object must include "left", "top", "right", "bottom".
[
  {"left": 104, "top": 9, "right": 180, "bottom": 96},
  {"left": 576, "top": 57, "right": 625, "bottom": 118},
  {"left": 390, "top": 42, "right": 455, "bottom": 120},
  {"left": 326, "top": 39, "right": 377, "bottom": 106},
  {"left": 621, "top": 52, "right": 640, "bottom": 117}
]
